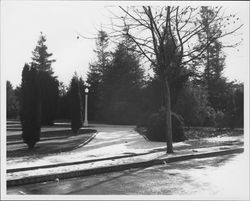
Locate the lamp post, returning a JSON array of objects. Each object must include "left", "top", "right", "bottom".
[{"left": 83, "top": 87, "right": 89, "bottom": 127}]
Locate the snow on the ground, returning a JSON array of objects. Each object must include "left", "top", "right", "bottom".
[
  {"left": 7, "top": 144, "right": 243, "bottom": 181},
  {"left": 7, "top": 152, "right": 164, "bottom": 180},
  {"left": 6, "top": 125, "right": 244, "bottom": 171},
  {"left": 204, "top": 136, "right": 244, "bottom": 142},
  {"left": 7, "top": 126, "right": 166, "bottom": 169}
]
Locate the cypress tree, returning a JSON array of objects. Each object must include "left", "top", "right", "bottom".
[
  {"left": 20, "top": 64, "right": 41, "bottom": 148},
  {"left": 69, "top": 74, "right": 83, "bottom": 134}
]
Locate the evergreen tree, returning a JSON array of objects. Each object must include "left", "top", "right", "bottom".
[
  {"left": 20, "top": 64, "right": 41, "bottom": 148},
  {"left": 31, "top": 32, "right": 56, "bottom": 74},
  {"left": 173, "top": 82, "right": 211, "bottom": 126},
  {"left": 86, "top": 30, "right": 110, "bottom": 121},
  {"left": 39, "top": 71, "right": 59, "bottom": 125},
  {"left": 234, "top": 84, "right": 244, "bottom": 128},
  {"left": 57, "top": 82, "right": 70, "bottom": 120},
  {"left": 194, "top": 7, "right": 226, "bottom": 110},
  {"left": 78, "top": 76, "right": 85, "bottom": 115},
  {"left": 6, "top": 81, "right": 19, "bottom": 119},
  {"left": 69, "top": 74, "right": 83, "bottom": 133},
  {"left": 224, "top": 82, "right": 244, "bottom": 128},
  {"left": 101, "top": 38, "right": 144, "bottom": 124},
  {"left": 31, "top": 33, "right": 59, "bottom": 125},
  {"left": 152, "top": 33, "right": 191, "bottom": 109}
]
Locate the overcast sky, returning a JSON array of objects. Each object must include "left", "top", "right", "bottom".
[{"left": 1, "top": 1, "right": 249, "bottom": 87}]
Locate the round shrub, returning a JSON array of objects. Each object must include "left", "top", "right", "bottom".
[{"left": 145, "top": 109, "right": 187, "bottom": 142}]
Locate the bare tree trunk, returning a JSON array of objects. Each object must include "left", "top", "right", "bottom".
[{"left": 163, "top": 78, "right": 173, "bottom": 153}]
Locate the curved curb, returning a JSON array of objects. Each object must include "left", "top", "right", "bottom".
[
  {"left": 7, "top": 147, "right": 244, "bottom": 187},
  {"left": 73, "top": 132, "right": 98, "bottom": 150},
  {"left": 158, "top": 147, "right": 244, "bottom": 163},
  {"left": 134, "top": 127, "right": 150, "bottom": 141}
]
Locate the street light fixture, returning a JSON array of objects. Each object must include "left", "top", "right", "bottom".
[{"left": 83, "top": 85, "right": 89, "bottom": 127}]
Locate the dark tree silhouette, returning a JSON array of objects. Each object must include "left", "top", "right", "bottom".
[
  {"left": 86, "top": 30, "right": 110, "bottom": 121},
  {"left": 190, "top": 7, "right": 227, "bottom": 111},
  {"left": 6, "top": 81, "right": 19, "bottom": 119},
  {"left": 31, "top": 32, "right": 59, "bottom": 125},
  {"left": 69, "top": 74, "right": 83, "bottom": 134},
  {"left": 20, "top": 64, "right": 41, "bottom": 149},
  {"left": 101, "top": 38, "right": 145, "bottom": 124}
]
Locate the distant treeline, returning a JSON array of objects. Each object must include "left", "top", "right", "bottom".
[{"left": 7, "top": 31, "right": 243, "bottom": 129}]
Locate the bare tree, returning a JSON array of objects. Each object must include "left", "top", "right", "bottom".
[{"left": 106, "top": 6, "right": 242, "bottom": 153}]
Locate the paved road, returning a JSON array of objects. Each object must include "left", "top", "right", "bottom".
[{"left": 7, "top": 153, "right": 249, "bottom": 199}]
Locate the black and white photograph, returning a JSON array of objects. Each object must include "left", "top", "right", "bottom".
[{"left": 1, "top": 1, "right": 249, "bottom": 200}]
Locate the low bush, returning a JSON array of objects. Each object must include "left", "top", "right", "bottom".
[{"left": 144, "top": 108, "right": 187, "bottom": 142}]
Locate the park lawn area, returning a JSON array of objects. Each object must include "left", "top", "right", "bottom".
[{"left": 7, "top": 128, "right": 97, "bottom": 158}]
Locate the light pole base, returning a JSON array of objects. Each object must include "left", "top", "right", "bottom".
[{"left": 83, "top": 121, "right": 88, "bottom": 127}]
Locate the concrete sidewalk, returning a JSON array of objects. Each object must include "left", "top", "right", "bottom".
[{"left": 7, "top": 124, "right": 244, "bottom": 186}]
